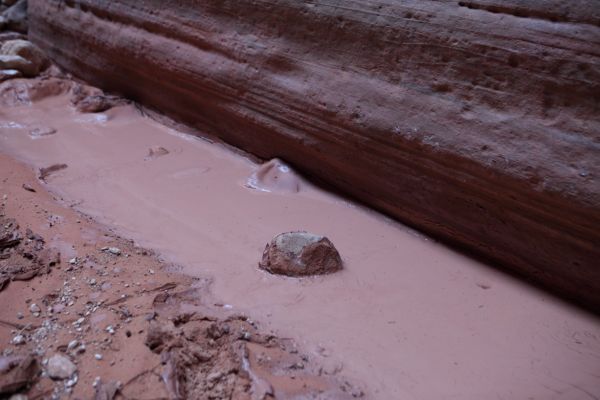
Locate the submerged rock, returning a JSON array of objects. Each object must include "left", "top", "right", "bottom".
[{"left": 259, "top": 231, "right": 342, "bottom": 277}]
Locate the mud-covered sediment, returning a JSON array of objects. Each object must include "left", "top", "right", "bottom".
[
  {"left": 0, "top": 154, "right": 361, "bottom": 399},
  {"left": 27, "top": 0, "right": 600, "bottom": 309}
]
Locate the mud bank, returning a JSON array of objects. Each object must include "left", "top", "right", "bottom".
[
  {"left": 1, "top": 77, "right": 600, "bottom": 399},
  {"left": 28, "top": 0, "right": 600, "bottom": 310}
]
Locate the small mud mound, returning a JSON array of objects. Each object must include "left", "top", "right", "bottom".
[
  {"left": 28, "top": 126, "right": 56, "bottom": 139},
  {"left": 145, "top": 146, "right": 169, "bottom": 160},
  {"left": 247, "top": 159, "right": 302, "bottom": 194},
  {"left": 259, "top": 231, "right": 343, "bottom": 277}
]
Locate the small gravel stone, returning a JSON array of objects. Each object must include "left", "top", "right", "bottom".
[
  {"left": 29, "top": 303, "right": 41, "bottom": 314},
  {"left": 107, "top": 247, "right": 121, "bottom": 255},
  {"left": 65, "top": 374, "right": 78, "bottom": 387},
  {"left": 94, "top": 353, "right": 103, "bottom": 360},
  {"left": 12, "top": 334, "right": 25, "bottom": 345}
]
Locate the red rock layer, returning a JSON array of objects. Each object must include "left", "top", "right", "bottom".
[{"left": 28, "top": 0, "right": 600, "bottom": 309}]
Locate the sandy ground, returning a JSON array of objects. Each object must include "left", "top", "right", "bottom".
[{"left": 1, "top": 73, "right": 600, "bottom": 399}]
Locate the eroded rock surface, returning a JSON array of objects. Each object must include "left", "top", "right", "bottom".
[
  {"left": 259, "top": 232, "right": 343, "bottom": 277},
  {"left": 1, "top": 0, "right": 27, "bottom": 33},
  {"left": 28, "top": 0, "right": 600, "bottom": 309},
  {"left": 0, "top": 355, "right": 39, "bottom": 396}
]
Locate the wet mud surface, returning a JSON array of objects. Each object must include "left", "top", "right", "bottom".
[
  {"left": 0, "top": 75, "right": 599, "bottom": 399},
  {"left": 0, "top": 154, "right": 360, "bottom": 399}
]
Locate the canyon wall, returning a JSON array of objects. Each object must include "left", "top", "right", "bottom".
[{"left": 28, "top": 0, "right": 600, "bottom": 309}]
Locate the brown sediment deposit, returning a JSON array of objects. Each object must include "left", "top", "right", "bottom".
[
  {"left": 27, "top": 0, "right": 600, "bottom": 311},
  {"left": 1, "top": 75, "right": 599, "bottom": 399}
]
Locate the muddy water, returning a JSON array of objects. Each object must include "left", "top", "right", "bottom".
[{"left": 1, "top": 79, "right": 600, "bottom": 399}]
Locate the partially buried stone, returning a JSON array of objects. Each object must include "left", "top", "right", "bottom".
[
  {"left": 146, "top": 146, "right": 169, "bottom": 159},
  {"left": 29, "top": 127, "right": 56, "bottom": 139},
  {"left": 46, "top": 354, "right": 76, "bottom": 380},
  {"left": 259, "top": 231, "right": 342, "bottom": 277}
]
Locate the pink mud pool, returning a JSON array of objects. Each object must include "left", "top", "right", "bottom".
[{"left": 1, "top": 79, "right": 600, "bottom": 399}]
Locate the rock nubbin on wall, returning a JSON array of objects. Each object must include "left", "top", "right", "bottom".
[{"left": 28, "top": 0, "right": 600, "bottom": 309}]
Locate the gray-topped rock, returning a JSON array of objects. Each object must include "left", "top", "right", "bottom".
[
  {"left": 46, "top": 354, "right": 76, "bottom": 380},
  {"left": 259, "top": 231, "right": 342, "bottom": 277}
]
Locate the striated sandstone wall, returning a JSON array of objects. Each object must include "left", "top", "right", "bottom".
[{"left": 28, "top": 0, "right": 600, "bottom": 309}]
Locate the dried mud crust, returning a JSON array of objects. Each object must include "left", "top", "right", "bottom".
[
  {"left": 0, "top": 216, "right": 60, "bottom": 293},
  {"left": 0, "top": 155, "right": 363, "bottom": 399}
]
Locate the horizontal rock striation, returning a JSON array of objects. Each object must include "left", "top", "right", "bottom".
[{"left": 29, "top": 0, "right": 600, "bottom": 309}]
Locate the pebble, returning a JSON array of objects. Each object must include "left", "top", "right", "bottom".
[
  {"left": 29, "top": 303, "right": 41, "bottom": 314},
  {"left": 47, "top": 354, "right": 77, "bottom": 380},
  {"left": 107, "top": 247, "right": 121, "bottom": 255},
  {"left": 69, "top": 257, "right": 77, "bottom": 265},
  {"left": 65, "top": 374, "right": 78, "bottom": 387},
  {"left": 67, "top": 340, "right": 79, "bottom": 350},
  {"left": 94, "top": 353, "right": 103, "bottom": 360},
  {"left": 12, "top": 334, "right": 25, "bottom": 345},
  {"left": 9, "top": 394, "right": 28, "bottom": 400},
  {"left": 16, "top": 312, "right": 23, "bottom": 319},
  {"left": 207, "top": 372, "right": 223, "bottom": 382}
]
